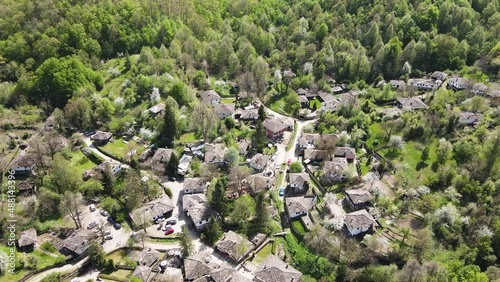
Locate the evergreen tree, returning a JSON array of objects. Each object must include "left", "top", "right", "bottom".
[
  {"left": 202, "top": 217, "right": 223, "bottom": 246},
  {"left": 211, "top": 177, "right": 228, "bottom": 216},
  {"left": 88, "top": 242, "right": 106, "bottom": 267},
  {"left": 254, "top": 192, "right": 269, "bottom": 232},
  {"left": 251, "top": 120, "right": 268, "bottom": 153},
  {"left": 101, "top": 164, "right": 115, "bottom": 194},
  {"left": 258, "top": 105, "right": 266, "bottom": 121},
  {"left": 166, "top": 153, "right": 179, "bottom": 176},
  {"left": 159, "top": 103, "right": 178, "bottom": 148},
  {"left": 179, "top": 225, "right": 193, "bottom": 257}
]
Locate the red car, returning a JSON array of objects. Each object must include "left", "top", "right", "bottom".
[{"left": 164, "top": 227, "right": 174, "bottom": 235}]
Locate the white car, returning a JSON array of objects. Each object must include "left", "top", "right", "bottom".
[
  {"left": 162, "top": 224, "right": 172, "bottom": 231},
  {"left": 105, "top": 234, "right": 113, "bottom": 240}
]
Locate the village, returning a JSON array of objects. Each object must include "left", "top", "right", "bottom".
[{"left": 4, "top": 65, "right": 500, "bottom": 282}]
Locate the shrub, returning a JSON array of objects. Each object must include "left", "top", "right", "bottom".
[
  {"left": 40, "top": 242, "right": 57, "bottom": 253},
  {"left": 164, "top": 187, "right": 173, "bottom": 198}
]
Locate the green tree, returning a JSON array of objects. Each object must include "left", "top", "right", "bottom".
[
  {"left": 254, "top": 192, "right": 269, "bottom": 232},
  {"left": 316, "top": 23, "right": 328, "bottom": 42},
  {"left": 180, "top": 225, "right": 194, "bottom": 257},
  {"left": 251, "top": 120, "right": 268, "bottom": 153},
  {"left": 159, "top": 102, "right": 178, "bottom": 148},
  {"left": 258, "top": 105, "right": 266, "bottom": 122},
  {"left": 64, "top": 97, "right": 91, "bottom": 130},
  {"left": 36, "top": 188, "right": 61, "bottom": 220},
  {"left": 420, "top": 146, "right": 430, "bottom": 163},
  {"left": 192, "top": 103, "right": 217, "bottom": 142},
  {"left": 224, "top": 147, "right": 239, "bottom": 167},
  {"left": 88, "top": 241, "right": 106, "bottom": 267},
  {"left": 59, "top": 191, "right": 84, "bottom": 229},
  {"left": 49, "top": 154, "right": 82, "bottom": 194},
  {"left": 202, "top": 217, "right": 223, "bottom": 246},
  {"left": 284, "top": 93, "right": 301, "bottom": 117},
  {"left": 230, "top": 195, "right": 256, "bottom": 232},
  {"left": 211, "top": 177, "right": 228, "bottom": 216},
  {"left": 170, "top": 80, "right": 189, "bottom": 107},
  {"left": 166, "top": 153, "right": 179, "bottom": 176},
  {"left": 290, "top": 161, "right": 303, "bottom": 173}
]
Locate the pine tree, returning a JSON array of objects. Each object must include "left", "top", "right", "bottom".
[
  {"left": 101, "top": 164, "right": 115, "bottom": 194},
  {"left": 166, "top": 153, "right": 179, "bottom": 176},
  {"left": 254, "top": 192, "right": 269, "bottom": 232},
  {"left": 258, "top": 105, "right": 266, "bottom": 121},
  {"left": 160, "top": 103, "right": 177, "bottom": 148},
  {"left": 179, "top": 225, "right": 193, "bottom": 257},
  {"left": 211, "top": 177, "right": 228, "bottom": 216},
  {"left": 251, "top": 120, "right": 268, "bottom": 153},
  {"left": 203, "top": 217, "right": 223, "bottom": 246}
]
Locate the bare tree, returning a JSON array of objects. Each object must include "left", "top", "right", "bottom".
[
  {"left": 43, "top": 133, "right": 64, "bottom": 160},
  {"left": 59, "top": 191, "right": 84, "bottom": 229},
  {"left": 94, "top": 219, "right": 108, "bottom": 243},
  {"left": 228, "top": 165, "right": 251, "bottom": 183},
  {"left": 192, "top": 103, "right": 217, "bottom": 142},
  {"left": 316, "top": 134, "right": 337, "bottom": 159}
]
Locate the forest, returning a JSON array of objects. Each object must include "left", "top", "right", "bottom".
[{"left": 1, "top": 0, "right": 500, "bottom": 281}]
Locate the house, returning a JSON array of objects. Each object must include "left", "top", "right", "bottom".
[
  {"left": 90, "top": 131, "right": 113, "bottom": 146},
  {"left": 345, "top": 189, "right": 372, "bottom": 210},
  {"left": 317, "top": 91, "right": 334, "bottom": 103},
  {"left": 241, "top": 174, "right": 273, "bottom": 194},
  {"left": 43, "top": 113, "right": 58, "bottom": 132},
  {"left": 334, "top": 147, "right": 356, "bottom": 162},
  {"left": 199, "top": 90, "right": 221, "bottom": 104},
  {"left": 448, "top": 77, "right": 470, "bottom": 91},
  {"left": 332, "top": 85, "right": 345, "bottom": 94},
  {"left": 183, "top": 253, "right": 215, "bottom": 281},
  {"left": 472, "top": 83, "right": 488, "bottom": 95},
  {"left": 182, "top": 194, "right": 217, "bottom": 231},
  {"left": 298, "top": 95, "right": 309, "bottom": 107},
  {"left": 431, "top": 71, "right": 448, "bottom": 81},
  {"left": 129, "top": 197, "right": 174, "bottom": 227},
  {"left": 389, "top": 80, "right": 406, "bottom": 90},
  {"left": 10, "top": 155, "right": 36, "bottom": 176},
  {"left": 215, "top": 231, "right": 254, "bottom": 263},
  {"left": 57, "top": 230, "right": 96, "bottom": 258},
  {"left": 237, "top": 109, "right": 259, "bottom": 122},
  {"left": 297, "top": 133, "right": 320, "bottom": 153},
  {"left": 238, "top": 139, "right": 251, "bottom": 156},
  {"left": 178, "top": 154, "right": 193, "bottom": 176},
  {"left": 395, "top": 97, "right": 428, "bottom": 111},
  {"left": 129, "top": 247, "right": 162, "bottom": 267},
  {"left": 17, "top": 181, "right": 36, "bottom": 195},
  {"left": 138, "top": 148, "right": 154, "bottom": 162},
  {"left": 132, "top": 266, "right": 153, "bottom": 282},
  {"left": 148, "top": 103, "right": 166, "bottom": 116},
  {"left": 345, "top": 209, "right": 379, "bottom": 236},
  {"left": 248, "top": 153, "right": 270, "bottom": 172},
  {"left": 183, "top": 178, "right": 209, "bottom": 194},
  {"left": 322, "top": 160, "right": 349, "bottom": 184},
  {"left": 96, "top": 161, "right": 122, "bottom": 176},
  {"left": 210, "top": 268, "right": 251, "bottom": 282},
  {"left": 321, "top": 93, "right": 357, "bottom": 113},
  {"left": 149, "top": 148, "right": 174, "bottom": 175},
  {"left": 17, "top": 228, "right": 37, "bottom": 252},
  {"left": 254, "top": 254, "right": 302, "bottom": 282},
  {"left": 409, "top": 78, "right": 439, "bottom": 91},
  {"left": 204, "top": 144, "right": 226, "bottom": 165},
  {"left": 458, "top": 112, "right": 483, "bottom": 126},
  {"left": 303, "top": 149, "right": 329, "bottom": 163},
  {"left": 288, "top": 173, "right": 309, "bottom": 194},
  {"left": 263, "top": 119, "right": 288, "bottom": 140},
  {"left": 285, "top": 196, "right": 316, "bottom": 219},
  {"left": 214, "top": 103, "right": 235, "bottom": 119}
]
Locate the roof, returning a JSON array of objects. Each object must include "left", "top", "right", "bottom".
[
  {"left": 90, "top": 131, "right": 113, "bottom": 141},
  {"left": 255, "top": 254, "right": 302, "bottom": 282},
  {"left": 345, "top": 189, "right": 371, "bottom": 205},
  {"left": 215, "top": 231, "right": 254, "bottom": 262},
  {"left": 285, "top": 196, "right": 315, "bottom": 215},
  {"left": 96, "top": 161, "right": 121, "bottom": 172},
  {"left": 214, "top": 103, "right": 235, "bottom": 116},
  {"left": 184, "top": 254, "right": 214, "bottom": 280},
  {"left": 263, "top": 119, "right": 288, "bottom": 133},
  {"left": 239, "top": 109, "right": 259, "bottom": 120},
  {"left": 297, "top": 95, "right": 309, "bottom": 103},
  {"left": 205, "top": 144, "right": 226, "bottom": 163},
  {"left": 129, "top": 197, "right": 174, "bottom": 225},
  {"left": 11, "top": 155, "right": 36, "bottom": 168},
  {"left": 148, "top": 103, "right": 166, "bottom": 114},
  {"left": 345, "top": 209, "right": 378, "bottom": 230},
  {"left": 472, "top": 83, "right": 488, "bottom": 92},
  {"left": 18, "top": 228, "right": 37, "bottom": 247},
  {"left": 150, "top": 148, "right": 174, "bottom": 164},
  {"left": 132, "top": 265, "right": 153, "bottom": 282},
  {"left": 283, "top": 70, "right": 296, "bottom": 78},
  {"left": 389, "top": 80, "right": 406, "bottom": 87},
  {"left": 182, "top": 194, "right": 217, "bottom": 225},
  {"left": 242, "top": 174, "right": 273, "bottom": 193},
  {"left": 317, "top": 91, "right": 334, "bottom": 102},
  {"left": 210, "top": 268, "right": 236, "bottom": 282},
  {"left": 303, "top": 149, "right": 328, "bottom": 161},
  {"left": 288, "top": 173, "right": 309, "bottom": 188},
  {"left": 431, "top": 71, "right": 448, "bottom": 81},
  {"left": 183, "top": 178, "right": 209, "bottom": 193},
  {"left": 59, "top": 230, "right": 95, "bottom": 256},
  {"left": 334, "top": 147, "right": 356, "bottom": 159},
  {"left": 249, "top": 154, "right": 270, "bottom": 170},
  {"left": 238, "top": 139, "right": 251, "bottom": 155},
  {"left": 199, "top": 90, "right": 221, "bottom": 103},
  {"left": 323, "top": 161, "right": 348, "bottom": 174},
  {"left": 129, "top": 248, "right": 162, "bottom": 267},
  {"left": 396, "top": 97, "right": 428, "bottom": 110},
  {"left": 298, "top": 134, "right": 320, "bottom": 148},
  {"left": 17, "top": 181, "right": 35, "bottom": 191},
  {"left": 459, "top": 112, "right": 483, "bottom": 125},
  {"left": 449, "top": 77, "right": 469, "bottom": 86}
]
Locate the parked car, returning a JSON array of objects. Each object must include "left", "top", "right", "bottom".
[
  {"left": 113, "top": 223, "right": 121, "bottom": 230},
  {"left": 87, "top": 222, "right": 97, "bottom": 230},
  {"left": 162, "top": 224, "right": 172, "bottom": 231},
  {"left": 164, "top": 227, "right": 174, "bottom": 235},
  {"left": 168, "top": 176, "right": 176, "bottom": 182},
  {"left": 107, "top": 216, "right": 114, "bottom": 224},
  {"left": 279, "top": 187, "right": 285, "bottom": 197},
  {"left": 89, "top": 204, "right": 96, "bottom": 212},
  {"left": 104, "top": 230, "right": 111, "bottom": 236},
  {"left": 100, "top": 210, "right": 109, "bottom": 217},
  {"left": 167, "top": 219, "right": 177, "bottom": 225},
  {"left": 104, "top": 234, "right": 113, "bottom": 240}
]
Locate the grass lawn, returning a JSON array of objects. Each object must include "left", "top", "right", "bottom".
[
  {"left": 0, "top": 246, "right": 65, "bottom": 281},
  {"left": 99, "top": 269, "right": 132, "bottom": 282},
  {"left": 309, "top": 99, "right": 321, "bottom": 110},
  {"left": 268, "top": 95, "right": 288, "bottom": 116},
  {"left": 254, "top": 242, "right": 273, "bottom": 264},
  {"left": 70, "top": 150, "right": 100, "bottom": 175},
  {"left": 100, "top": 139, "right": 143, "bottom": 160},
  {"left": 360, "top": 161, "right": 371, "bottom": 175},
  {"left": 221, "top": 97, "right": 236, "bottom": 104},
  {"left": 292, "top": 219, "right": 306, "bottom": 235},
  {"left": 178, "top": 132, "right": 197, "bottom": 143},
  {"left": 367, "top": 123, "right": 387, "bottom": 148}
]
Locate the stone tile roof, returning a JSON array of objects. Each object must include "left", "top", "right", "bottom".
[
  {"left": 58, "top": 230, "right": 95, "bottom": 256},
  {"left": 345, "top": 189, "right": 371, "bottom": 205},
  {"left": 285, "top": 196, "right": 315, "bottom": 215},
  {"left": 132, "top": 265, "right": 153, "bottom": 282},
  {"left": 184, "top": 254, "right": 214, "bottom": 280},
  {"left": 183, "top": 177, "right": 209, "bottom": 193},
  {"left": 199, "top": 90, "right": 221, "bottom": 103},
  {"left": 238, "top": 139, "right": 251, "bottom": 155},
  {"left": 459, "top": 112, "right": 483, "bottom": 125},
  {"left": 242, "top": 174, "right": 273, "bottom": 193},
  {"left": 90, "top": 131, "right": 113, "bottom": 141},
  {"left": 148, "top": 103, "right": 166, "bottom": 114},
  {"left": 129, "top": 196, "right": 174, "bottom": 225},
  {"left": 303, "top": 149, "right": 328, "bottom": 162},
  {"left": 263, "top": 119, "right": 287, "bottom": 133},
  {"left": 288, "top": 173, "right": 309, "bottom": 188},
  {"left": 214, "top": 103, "right": 235, "bottom": 116},
  {"left": 345, "top": 209, "right": 378, "bottom": 231},
  {"left": 254, "top": 254, "right": 302, "bottom": 282},
  {"left": 248, "top": 153, "right": 270, "bottom": 171},
  {"left": 297, "top": 134, "right": 320, "bottom": 148},
  {"left": 205, "top": 144, "right": 226, "bottom": 164},
  {"left": 215, "top": 231, "right": 254, "bottom": 262},
  {"left": 18, "top": 228, "right": 37, "bottom": 247},
  {"left": 396, "top": 97, "right": 428, "bottom": 110},
  {"left": 129, "top": 247, "right": 162, "bottom": 267}
]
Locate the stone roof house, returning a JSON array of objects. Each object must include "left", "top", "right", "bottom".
[
  {"left": 129, "top": 197, "right": 174, "bottom": 227},
  {"left": 183, "top": 253, "right": 215, "bottom": 281},
  {"left": 241, "top": 174, "right": 273, "bottom": 194},
  {"left": 448, "top": 77, "right": 470, "bottom": 91},
  {"left": 199, "top": 90, "right": 221, "bottom": 104},
  {"left": 57, "top": 230, "right": 96, "bottom": 258},
  {"left": 248, "top": 153, "right": 270, "bottom": 171},
  {"left": 303, "top": 149, "right": 329, "bottom": 163},
  {"left": 149, "top": 148, "right": 174, "bottom": 175},
  {"left": 409, "top": 78, "right": 440, "bottom": 91},
  {"left": 237, "top": 109, "right": 259, "bottom": 121},
  {"left": 389, "top": 80, "right": 406, "bottom": 90},
  {"left": 263, "top": 119, "right": 288, "bottom": 140},
  {"left": 132, "top": 265, "right": 153, "bottom": 282},
  {"left": 254, "top": 254, "right": 302, "bottom": 282},
  {"left": 182, "top": 194, "right": 217, "bottom": 231},
  {"left": 459, "top": 112, "right": 483, "bottom": 126},
  {"left": 322, "top": 160, "right": 349, "bottom": 184},
  {"left": 345, "top": 189, "right": 372, "bottom": 210},
  {"left": 10, "top": 154, "right": 36, "bottom": 176},
  {"left": 17, "top": 228, "right": 37, "bottom": 252},
  {"left": 129, "top": 247, "right": 162, "bottom": 267},
  {"left": 238, "top": 139, "right": 251, "bottom": 156},
  {"left": 334, "top": 147, "right": 356, "bottom": 162},
  {"left": 148, "top": 103, "right": 166, "bottom": 116},
  {"left": 288, "top": 173, "right": 309, "bottom": 194},
  {"left": 395, "top": 97, "right": 428, "bottom": 111},
  {"left": 17, "top": 181, "right": 36, "bottom": 195},
  {"left": 431, "top": 71, "right": 448, "bottom": 81},
  {"left": 345, "top": 209, "right": 379, "bottom": 236},
  {"left": 215, "top": 231, "right": 254, "bottom": 263},
  {"left": 297, "top": 133, "right": 319, "bottom": 153},
  {"left": 472, "top": 83, "right": 488, "bottom": 95},
  {"left": 90, "top": 131, "right": 113, "bottom": 145},
  {"left": 204, "top": 144, "right": 226, "bottom": 164},
  {"left": 214, "top": 103, "right": 235, "bottom": 119},
  {"left": 285, "top": 196, "right": 316, "bottom": 219},
  {"left": 183, "top": 178, "right": 210, "bottom": 194}
]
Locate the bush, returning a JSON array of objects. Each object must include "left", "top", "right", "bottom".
[
  {"left": 105, "top": 259, "right": 116, "bottom": 272},
  {"left": 290, "top": 161, "right": 303, "bottom": 173},
  {"left": 164, "top": 187, "right": 173, "bottom": 198},
  {"left": 40, "top": 242, "right": 57, "bottom": 253}
]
